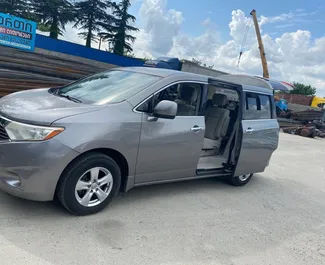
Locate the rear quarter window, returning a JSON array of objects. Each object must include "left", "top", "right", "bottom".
[{"left": 244, "top": 92, "right": 272, "bottom": 120}]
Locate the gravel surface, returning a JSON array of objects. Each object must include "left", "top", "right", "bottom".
[{"left": 1, "top": 133, "right": 324, "bottom": 265}]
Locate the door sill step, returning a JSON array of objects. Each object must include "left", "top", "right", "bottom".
[{"left": 196, "top": 168, "right": 231, "bottom": 177}]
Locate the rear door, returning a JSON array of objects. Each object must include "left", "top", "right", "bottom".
[{"left": 234, "top": 92, "right": 279, "bottom": 176}]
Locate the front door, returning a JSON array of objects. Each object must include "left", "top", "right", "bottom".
[
  {"left": 234, "top": 92, "right": 279, "bottom": 176},
  {"left": 135, "top": 82, "right": 205, "bottom": 184}
]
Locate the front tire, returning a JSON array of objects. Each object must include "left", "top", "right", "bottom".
[
  {"left": 227, "top": 174, "right": 253, "bottom": 186},
  {"left": 57, "top": 153, "right": 121, "bottom": 216}
]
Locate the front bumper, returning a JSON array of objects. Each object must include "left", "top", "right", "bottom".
[{"left": 0, "top": 139, "right": 79, "bottom": 201}]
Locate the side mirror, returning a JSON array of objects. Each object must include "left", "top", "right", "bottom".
[{"left": 153, "top": 100, "right": 177, "bottom": 119}]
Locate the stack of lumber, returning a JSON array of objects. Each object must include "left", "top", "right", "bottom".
[{"left": 0, "top": 46, "right": 116, "bottom": 96}]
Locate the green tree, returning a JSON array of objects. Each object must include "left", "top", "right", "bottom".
[
  {"left": 0, "top": 0, "right": 30, "bottom": 18},
  {"left": 74, "top": 0, "right": 113, "bottom": 48},
  {"left": 191, "top": 58, "right": 214, "bottom": 69},
  {"left": 100, "top": 0, "right": 138, "bottom": 55},
  {"left": 31, "top": 0, "right": 75, "bottom": 39},
  {"left": 290, "top": 82, "right": 317, "bottom": 96}
]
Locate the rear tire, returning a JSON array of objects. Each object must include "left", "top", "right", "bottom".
[
  {"left": 57, "top": 153, "right": 121, "bottom": 216},
  {"left": 227, "top": 174, "right": 253, "bottom": 186}
]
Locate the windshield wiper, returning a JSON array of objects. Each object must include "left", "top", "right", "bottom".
[{"left": 57, "top": 93, "right": 83, "bottom": 103}]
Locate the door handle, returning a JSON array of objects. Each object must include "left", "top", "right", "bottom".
[
  {"left": 245, "top": 127, "right": 254, "bottom": 134},
  {"left": 191, "top": 126, "right": 203, "bottom": 132}
]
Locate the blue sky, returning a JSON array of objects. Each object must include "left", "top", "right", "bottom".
[{"left": 130, "top": 0, "right": 325, "bottom": 41}]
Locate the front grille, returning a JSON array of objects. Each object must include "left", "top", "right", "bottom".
[
  {"left": 0, "top": 117, "right": 10, "bottom": 141},
  {"left": 0, "top": 125, "right": 9, "bottom": 140}
]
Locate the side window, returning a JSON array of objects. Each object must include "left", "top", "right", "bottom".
[
  {"left": 137, "top": 82, "right": 203, "bottom": 116},
  {"left": 259, "top": 94, "right": 272, "bottom": 119},
  {"left": 244, "top": 92, "right": 272, "bottom": 120},
  {"left": 246, "top": 93, "right": 258, "bottom": 110}
]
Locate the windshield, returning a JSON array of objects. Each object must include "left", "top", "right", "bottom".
[{"left": 57, "top": 70, "right": 161, "bottom": 104}]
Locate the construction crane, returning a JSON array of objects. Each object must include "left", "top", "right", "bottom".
[{"left": 250, "top": 9, "right": 270, "bottom": 78}]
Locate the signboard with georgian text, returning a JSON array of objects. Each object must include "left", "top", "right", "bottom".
[{"left": 0, "top": 12, "right": 37, "bottom": 51}]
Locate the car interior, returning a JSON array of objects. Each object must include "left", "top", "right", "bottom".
[
  {"left": 175, "top": 84, "right": 200, "bottom": 116},
  {"left": 140, "top": 83, "right": 240, "bottom": 172},
  {"left": 197, "top": 85, "right": 240, "bottom": 171},
  {"left": 153, "top": 83, "right": 202, "bottom": 116}
]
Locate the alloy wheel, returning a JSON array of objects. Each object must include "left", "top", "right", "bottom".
[
  {"left": 74, "top": 167, "right": 113, "bottom": 207},
  {"left": 238, "top": 174, "right": 251, "bottom": 182}
]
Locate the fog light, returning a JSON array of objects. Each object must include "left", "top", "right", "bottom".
[{"left": 1, "top": 170, "right": 21, "bottom": 187}]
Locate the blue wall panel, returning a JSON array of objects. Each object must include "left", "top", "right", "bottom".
[{"left": 35, "top": 34, "right": 144, "bottom": 67}]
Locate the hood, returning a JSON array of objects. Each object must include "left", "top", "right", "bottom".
[{"left": 0, "top": 88, "right": 105, "bottom": 126}]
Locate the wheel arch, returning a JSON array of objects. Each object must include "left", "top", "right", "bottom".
[{"left": 55, "top": 148, "right": 130, "bottom": 196}]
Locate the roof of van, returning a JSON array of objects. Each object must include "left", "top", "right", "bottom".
[
  {"left": 118, "top": 67, "right": 274, "bottom": 94},
  {"left": 241, "top": 84, "right": 274, "bottom": 95},
  {"left": 117, "top": 66, "right": 185, "bottom": 77},
  {"left": 217, "top": 74, "right": 272, "bottom": 89}
]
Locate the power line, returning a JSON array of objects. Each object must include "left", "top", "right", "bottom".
[{"left": 237, "top": 19, "right": 251, "bottom": 68}]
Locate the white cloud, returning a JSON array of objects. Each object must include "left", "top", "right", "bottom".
[
  {"left": 295, "top": 8, "right": 306, "bottom": 13},
  {"left": 259, "top": 8, "right": 318, "bottom": 25},
  {"left": 275, "top": 23, "right": 295, "bottom": 28},
  {"left": 262, "top": 12, "right": 294, "bottom": 24},
  {"left": 202, "top": 18, "right": 211, "bottom": 27},
  {"left": 132, "top": 4, "right": 325, "bottom": 95},
  {"left": 61, "top": 24, "right": 85, "bottom": 46},
  {"left": 169, "top": 29, "right": 220, "bottom": 59},
  {"left": 131, "top": 30, "right": 153, "bottom": 58},
  {"left": 138, "top": 0, "right": 183, "bottom": 55},
  {"left": 229, "top": 10, "right": 254, "bottom": 45}
]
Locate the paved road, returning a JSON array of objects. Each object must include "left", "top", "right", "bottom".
[{"left": 1, "top": 133, "right": 325, "bottom": 265}]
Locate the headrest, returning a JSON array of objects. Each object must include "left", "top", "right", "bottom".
[
  {"left": 179, "top": 86, "right": 198, "bottom": 101},
  {"left": 212, "top": 93, "right": 228, "bottom": 106}
]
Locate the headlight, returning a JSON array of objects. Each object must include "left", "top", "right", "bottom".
[{"left": 5, "top": 121, "right": 64, "bottom": 141}]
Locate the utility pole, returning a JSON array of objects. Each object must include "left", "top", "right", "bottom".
[{"left": 250, "top": 9, "right": 270, "bottom": 78}]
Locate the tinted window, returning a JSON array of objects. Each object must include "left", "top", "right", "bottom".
[
  {"left": 57, "top": 70, "right": 161, "bottom": 105},
  {"left": 244, "top": 92, "right": 272, "bottom": 120},
  {"left": 137, "top": 83, "right": 202, "bottom": 116},
  {"left": 247, "top": 94, "right": 258, "bottom": 110},
  {"left": 259, "top": 95, "right": 272, "bottom": 118}
]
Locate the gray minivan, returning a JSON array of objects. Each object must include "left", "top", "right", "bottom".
[{"left": 0, "top": 67, "right": 279, "bottom": 215}]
